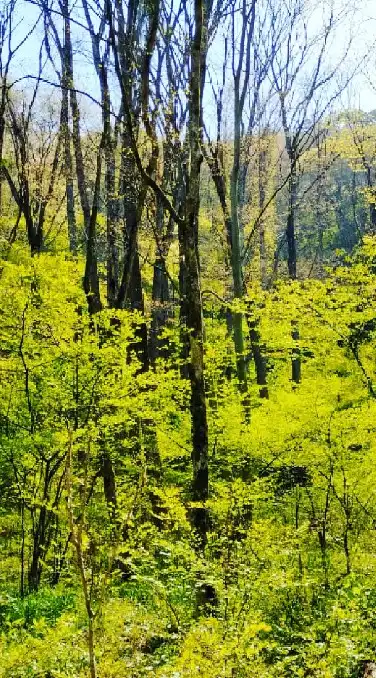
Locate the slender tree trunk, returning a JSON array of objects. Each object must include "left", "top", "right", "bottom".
[
  {"left": 182, "top": 0, "right": 209, "bottom": 551},
  {"left": 106, "top": 144, "right": 119, "bottom": 306},
  {"left": 20, "top": 498, "right": 25, "bottom": 597},
  {"left": 0, "top": 77, "right": 7, "bottom": 215},
  {"left": 286, "top": 161, "right": 297, "bottom": 279},
  {"left": 28, "top": 462, "right": 54, "bottom": 591},
  {"left": 117, "top": 172, "right": 149, "bottom": 370},
  {"left": 61, "top": 0, "right": 90, "bottom": 233},
  {"left": 366, "top": 167, "right": 376, "bottom": 233},
  {"left": 28, "top": 506, "right": 46, "bottom": 591},
  {"left": 61, "top": 5, "right": 77, "bottom": 253},
  {"left": 246, "top": 311, "right": 269, "bottom": 398},
  {"left": 150, "top": 174, "right": 175, "bottom": 363},
  {"left": 116, "top": 127, "right": 164, "bottom": 525},
  {"left": 23, "top": 177, "right": 43, "bottom": 254},
  {"left": 258, "top": 142, "right": 268, "bottom": 287},
  {"left": 70, "top": 89, "right": 90, "bottom": 230},
  {"left": 369, "top": 201, "right": 376, "bottom": 233},
  {"left": 150, "top": 258, "right": 170, "bottom": 359},
  {"left": 83, "top": 145, "right": 103, "bottom": 315},
  {"left": 316, "top": 136, "right": 325, "bottom": 273},
  {"left": 205, "top": 150, "right": 268, "bottom": 403},
  {"left": 150, "top": 240, "right": 171, "bottom": 364},
  {"left": 82, "top": 0, "right": 120, "bottom": 303},
  {"left": 62, "top": 93, "right": 77, "bottom": 254},
  {"left": 286, "top": 156, "right": 301, "bottom": 384},
  {"left": 61, "top": 0, "right": 101, "bottom": 311},
  {"left": 230, "top": 102, "right": 248, "bottom": 400},
  {"left": 66, "top": 438, "right": 97, "bottom": 678},
  {"left": 178, "top": 222, "right": 190, "bottom": 380}
]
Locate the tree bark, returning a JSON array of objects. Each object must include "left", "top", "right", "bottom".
[
  {"left": 286, "top": 161, "right": 298, "bottom": 280},
  {"left": 258, "top": 140, "right": 268, "bottom": 287},
  {"left": 83, "top": 144, "right": 103, "bottom": 315},
  {"left": 182, "top": 0, "right": 209, "bottom": 550},
  {"left": 61, "top": 3, "right": 77, "bottom": 253}
]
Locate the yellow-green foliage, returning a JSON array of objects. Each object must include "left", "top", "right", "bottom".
[{"left": 2, "top": 239, "right": 376, "bottom": 677}]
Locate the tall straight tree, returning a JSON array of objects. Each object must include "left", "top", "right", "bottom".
[
  {"left": 182, "top": 0, "right": 209, "bottom": 546},
  {"left": 108, "top": 0, "right": 213, "bottom": 551},
  {"left": 42, "top": 0, "right": 77, "bottom": 253},
  {"left": 204, "top": 0, "right": 270, "bottom": 403},
  {"left": 81, "top": 0, "right": 121, "bottom": 307},
  {"left": 150, "top": 4, "right": 189, "bottom": 363},
  {"left": 3, "top": 81, "right": 62, "bottom": 254},
  {"left": 269, "top": 0, "right": 351, "bottom": 382},
  {"left": 43, "top": 0, "right": 103, "bottom": 310}
]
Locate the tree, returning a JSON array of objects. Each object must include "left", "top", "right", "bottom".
[
  {"left": 268, "top": 0, "right": 351, "bottom": 382},
  {"left": 107, "top": 0, "right": 214, "bottom": 554},
  {"left": 204, "top": 0, "right": 272, "bottom": 403}
]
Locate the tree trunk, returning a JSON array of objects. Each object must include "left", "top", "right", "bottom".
[
  {"left": 287, "top": 162, "right": 298, "bottom": 279},
  {"left": 0, "top": 76, "right": 7, "bottom": 215},
  {"left": 366, "top": 167, "right": 376, "bottom": 234},
  {"left": 182, "top": 0, "right": 209, "bottom": 551},
  {"left": 61, "top": 5, "right": 77, "bottom": 253},
  {"left": 61, "top": 0, "right": 101, "bottom": 311},
  {"left": 150, "top": 256, "right": 170, "bottom": 363},
  {"left": 205, "top": 144, "right": 268, "bottom": 405},
  {"left": 83, "top": 145, "right": 103, "bottom": 315},
  {"left": 106, "top": 144, "right": 119, "bottom": 306},
  {"left": 287, "top": 156, "right": 301, "bottom": 384},
  {"left": 291, "top": 320, "right": 301, "bottom": 384},
  {"left": 28, "top": 461, "right": 55, "bottom": 592},
  {"left": 258, "top": 141, "right": 268, "bottom": 287},
  {"left": 28, "top": 507, "right": 46, "bottom": 592},
  {"left": 63, "top": 0, "right": 90, "bottom": 234},
  {"left": 117, "top": 180, "right": 149, "bottom": 370},
  {"left": 230, "top": 101, "right": 248, "bottom": 400},
  {"left": 150, "top": 175, "right": 175, "bottom": 363},
  {"left": 246, "top": 311, "right": 269, "bottom": 398}
]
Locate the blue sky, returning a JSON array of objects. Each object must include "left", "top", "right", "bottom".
[{"left": 11, "top": 0, "right": 376, "bottom": 125}]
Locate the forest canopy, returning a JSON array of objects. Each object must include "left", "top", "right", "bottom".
[{"left": 1, "top": 0, "right": 376, "bottom": 676}]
